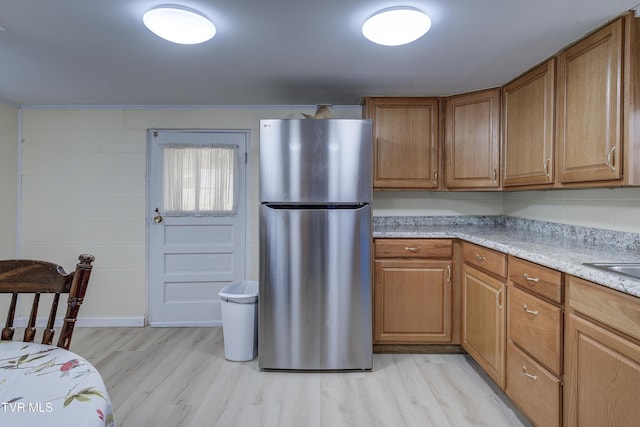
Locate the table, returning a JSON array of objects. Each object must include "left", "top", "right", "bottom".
[{"left": 0, "top": 340, "right": 115, "bottom": 426}]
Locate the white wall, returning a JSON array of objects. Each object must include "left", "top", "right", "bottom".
[
  {"left": 0, "top": 103, "right": 18, "bottom": 258},
  {"left": 19, "top": 106, "right": 362, "bottom": 324}
]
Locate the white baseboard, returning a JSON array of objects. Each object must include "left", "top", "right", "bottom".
[
  {"left": 149, "top": 320, "right": 223, "bottom": 327},
  {"left": 14, "top": 317, "right": 226, "bottom": 328},
  {"left": 76, "top": 317, "right": 146, "bottom": 327},
  {"left": 15, "top": 317, "right": 146, "bottom": 328}
]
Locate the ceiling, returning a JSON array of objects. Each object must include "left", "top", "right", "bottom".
[{"left": 1, "top": 0, "right": 639, "bottom": 106}]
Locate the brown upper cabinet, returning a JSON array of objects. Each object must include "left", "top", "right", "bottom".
[
  {"left": 556, "top": 17, "right": 623, "bottom": 184},
  {"left": 502, "top": 60, "right": 555, "bottom": 188},
  {"left": 445, "top": 88, "right": 501, "bottom": 190},
  {"left": 556, "top": 12, "right": 640, "bottom": 187},
  {"left": 363, "top": 97, "right": 440, "bottom": 190},
  {"left": 363, "top": 11, "right": 640, "bottom": 192}
]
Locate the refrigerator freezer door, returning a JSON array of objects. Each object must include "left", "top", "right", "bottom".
[
  {"left": 259, "top": 119, "right": 372, "bottom": 204},
  {"left": 258, "top": 205, "right": 373, "bottom": 370}
]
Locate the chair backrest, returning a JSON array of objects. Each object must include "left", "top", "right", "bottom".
[{"left": 0, "top": 254, "right": 95, "bottom": 349}]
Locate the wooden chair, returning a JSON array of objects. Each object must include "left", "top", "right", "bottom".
[{"left": 0, "top": 254, "right": 95, "bottom": 349}]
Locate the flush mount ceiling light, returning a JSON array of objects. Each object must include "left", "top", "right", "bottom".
[
  {"left": 143, "top": 5, "right": 216, "bottom": 44},
  {"left": 362, "top": 7, "right": 431, "bottom": 46}
]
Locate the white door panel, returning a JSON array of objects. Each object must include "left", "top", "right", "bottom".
[{"left": 148, "top": 130, "right": 247, "bottom": 326}]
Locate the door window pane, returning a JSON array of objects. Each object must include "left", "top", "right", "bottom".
[{"left": 163, "top": 144, "right": 238, "bottom": 216}]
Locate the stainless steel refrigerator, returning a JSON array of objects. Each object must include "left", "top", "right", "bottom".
[{"left": 258, "top": 119, "right": 373, "bottom": 371}]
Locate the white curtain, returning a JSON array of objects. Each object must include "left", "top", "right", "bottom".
[{"left": 162, "top": 143, "right": 239, "bottom": 216}]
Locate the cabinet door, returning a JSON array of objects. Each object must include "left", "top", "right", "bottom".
[
  {"left": 564, "top": 313, "right": 640, "bottom": 427},
  {"left": 365, "top": 98, "right": 439, "bottom": 189},
  {"left": 556, "top": 18, "right": 623, "bottom": 184},
  {"left": 503, "top": 60, "right": 555, "bottom": 187},
  {"left": 374, "top": 259, "right": 452, "bottom": 343},
  {"left": 445, "top": 89, "right": 501, "bottom": 189},
  {"left": 462, "top": 264, "right": 506, "bottom": 388}
]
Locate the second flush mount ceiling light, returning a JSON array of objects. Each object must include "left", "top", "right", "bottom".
[
  {"left": 143, "top": 5, "right": 216, "bottom": 44},
  {"left": 362, "top": 7, "right": 431, "bottom": 46}
]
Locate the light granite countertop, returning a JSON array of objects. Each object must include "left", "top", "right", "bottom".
[{"left": 373, "top": 216, "right": 640, "bottom": 298}]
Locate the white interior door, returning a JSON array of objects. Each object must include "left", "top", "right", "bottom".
[{"left": 147, "top": 130, "right": 247, "bottom": 326}]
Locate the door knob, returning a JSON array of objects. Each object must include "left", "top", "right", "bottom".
[{"left": 153, "top": 208, "right": 163, "bottom": 223}]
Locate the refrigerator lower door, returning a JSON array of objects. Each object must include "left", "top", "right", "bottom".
[{"left": 258, "top": 204, "right": 372, "bottom": 370}]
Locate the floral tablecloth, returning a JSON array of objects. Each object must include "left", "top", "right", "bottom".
[{"left": 0, "top": 340, "right": 114, "bottom": 426}]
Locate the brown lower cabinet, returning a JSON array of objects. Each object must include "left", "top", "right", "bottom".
[
  {"left": 564, "top": 276, "right": 640, "bottom": 427},
  {"left": 373, "top": 239, "right": 640, "bottom": 426},
  {"left": 462, "top": 243, "right": 507, "bottom": 389},
  {"left": 462, "top": 263, "right": 506, "bottom": 388},
  {"left": 506, "top": 256, "right": 564, "bottom": 427},
  {"left": 373, "top": 239, "right": 454, "bottom": 345}
]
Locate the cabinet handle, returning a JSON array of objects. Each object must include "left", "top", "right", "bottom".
[
  {"left": 523, "top": 305, "right": 539, "bottom": 316},
  {"left": 493, "top": 168, "right": 497, "bottom": 182},
  {"left": 475, "top": 254, "right": 486, "bottom": 262},
  {"left": 433, "top": 170, "right": 438, "bottom": 184},
  {"left": 522, "top": 366, "right": 538, "bottom": 381},
  {"left": 523, "top": 273, "right": 539, "bottom": 283},
  {"left": 543, "top": 157, "right": 551, "bottom": 178},
  {"left": 607, "top": 146, "right": 616, "bottom": 172},
  {"left": 496, "top": 288, "right": 503, "bottom": 310},
  {"left": 404, "top": 246, "right": 421, "bottom": 253},
  {"left": 447, "top": 265, "right": 451, "bottom": 282}
]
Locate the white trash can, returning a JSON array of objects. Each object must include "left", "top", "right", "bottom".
[{"left": 219, "top": 281, "right": 258, "bottom": 361}]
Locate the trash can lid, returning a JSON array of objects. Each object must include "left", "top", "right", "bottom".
[{"left": 219, "top": 280, "right": 258, "bottom": 303}]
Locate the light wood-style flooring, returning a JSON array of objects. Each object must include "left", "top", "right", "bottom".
[{"left": 71, "top": 327, "right": 532, "bottom": 427}]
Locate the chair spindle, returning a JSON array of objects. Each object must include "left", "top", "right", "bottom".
[
  {"left": 43, "top": 293, "right": 61, "bottom": 346},
  {"left": 23, "top": 293, "right": 41, "bottom": 343},
  {"left": 2, "top": 293, "right": 18, "bottom": 341}
]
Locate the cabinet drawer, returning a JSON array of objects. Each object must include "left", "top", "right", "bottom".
[
  {"left": 506, "top": 342, "right": 562, "bottom": 427},
  {"left": 568, "top": 276, "right": 640, "bottom": 342},
  {"left": 508, "top": 285, "right": 563, "bottom": 375},
  {"left": 375, "top": 239, "right": 452, "bottom": 259},
  {"left": 509, "top": 256, "right": 563, "bottom": 303},
  {"left": 462, "top": 242, "right": 506, "bottom": 278}
]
